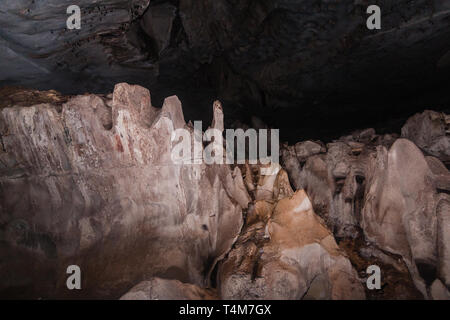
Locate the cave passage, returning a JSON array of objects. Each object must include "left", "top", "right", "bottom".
[{"left": 1, "top": 0, "right": 450, "bottom": 142}]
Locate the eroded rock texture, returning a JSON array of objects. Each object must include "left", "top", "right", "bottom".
[
  {"left": 217, "top": 165, "right": 365, "bottom": 300},
  {"left": 401, "top": 110, "right": 450, "bottom": 166},
  {"left": 120, "top": 277, "right": 218, "bottom": 300},
  {"left": 282, "top": 116, "right": 450, "bottom": 299},
  {"left": 1, "top": 1, "right": 450, "bottom": 139},
  {"left": 118, "top": 164, "right": 366, "bottom": 300},
  {"left": 0, "top": 84, "right": 449, "bottom": 300},
  {"left": 0, "top": 0, "right": 152, "bottom": 92},
  {"left": 0, "top": 83, "right": 244, "bottom": 298}
]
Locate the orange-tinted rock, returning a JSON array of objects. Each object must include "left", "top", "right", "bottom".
[{"left": 218, "top": 188, "right": 365, "bottom": 300}]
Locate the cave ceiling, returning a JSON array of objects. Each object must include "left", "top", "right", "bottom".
[{"left": 1, "top": 0, "right": 450, "bottom": 141}]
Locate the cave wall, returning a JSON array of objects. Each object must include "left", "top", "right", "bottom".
[
  {"left": 0, "top": 83, "right": 244, "bottom": 298},
  {"left": 1, "top": 1, "right": 450, "bottom": 140}
]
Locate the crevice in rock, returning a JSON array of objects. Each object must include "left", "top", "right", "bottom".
[{"left": 339, "top": 232, "right": 424, "bottom": 300}]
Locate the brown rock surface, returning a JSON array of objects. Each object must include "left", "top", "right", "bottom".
[
  {"left": 281, "top": 115, "right": 450, "bottom": 299},
  {"left": 217, "top": 169, "right": 365, "bottom": 300},
  {"left": 120, "top": 277, "right": 218, "bottom": 300},
  {"left": 401, "top": 110, "right": 450, "bottom": 166},
  {"left": 1, "top": 83, "right": 448, "bottom": 300},
  {"left": 361, "top": 139, "right": 441, "bottom": 297},
  {"left": 0, "top": 83, "right": 244, "bottom": 298}
]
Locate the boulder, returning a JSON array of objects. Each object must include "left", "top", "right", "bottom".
[
  {"left": 294, "top": 141, "right": 324, "bottom": 160},
  {"left": 281, "top": 112, "right": 450, "bottom": 299},
  {"left": 120, "top": 278, "right": 218, "bottom": 300},
  {"left": 401, "top": 110, "right": 450, "bottom": 165}
]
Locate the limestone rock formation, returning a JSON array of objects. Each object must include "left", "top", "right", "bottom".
[
  {"left": 281, "top": 114, "right": 450, "bottom": 299},
  {"left": 1, "top": 83, "right": 449, "bottom": 300},
  {"left": 217, "top": 167, "right": 365, "bottom": 300},
  {"left": 1, "top": 1, "right": 450, "bottom": 140},
  {"left": 0, "top": 0, "right": 152, "bottom": 93},
  {"left": 120, "top": 277, "right": 218, "bottom": 300},
  {"left": 281, "top": 132, "right": 391, "bottom": 239},
  {"left": 0, "top": 83, "right": 244, "bottom": 298},
  {"left": 361, "top": 139, "right": 445, "bottom": 297}
]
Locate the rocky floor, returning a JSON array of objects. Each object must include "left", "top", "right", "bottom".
[{"left": 0, "top": 84, "right": 449, "bottom": 300}]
